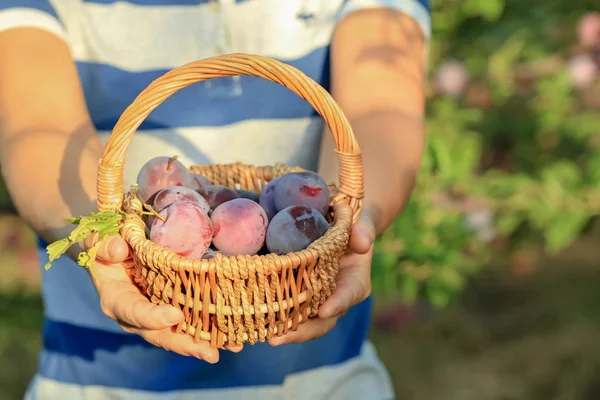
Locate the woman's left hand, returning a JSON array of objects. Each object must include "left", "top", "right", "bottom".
[{"left": 268, "top": 212, "right": 375, "bottom": 346}]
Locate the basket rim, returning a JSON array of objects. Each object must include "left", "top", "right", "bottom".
[
  {"left": 96, "top": 53, "right": 364, "bottom": 225},
  {"left": 120, "top": 198, "right": 353, "bottom": 274}
]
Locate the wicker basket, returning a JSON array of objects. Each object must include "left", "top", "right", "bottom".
[{"left": 96, "top": 53, "right": 364, "bottom": 348}]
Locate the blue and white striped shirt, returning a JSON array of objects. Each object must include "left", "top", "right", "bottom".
[{"left": 0, "top": 1, "right": 430, "bottom": 398}]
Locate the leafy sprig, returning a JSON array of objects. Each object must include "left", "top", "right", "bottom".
[
  {"left": 43, "top": 185, "right": 164, "bottom": 274},
  {"left": 44, "top": 211, "right": 124, "bottom": 272}
]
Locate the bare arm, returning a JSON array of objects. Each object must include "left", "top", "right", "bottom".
[
  {"left": 0, "top": 27, "right": 220, "bottom": 360},
  {"left": 272, "top": 8, "right": 429, "bottom": 346},
  {"left": 0, "top": 28, "right": 102, "bottom": 259},
  {"left": 319, "top": 8, "right": 427, "bottom": 234}
]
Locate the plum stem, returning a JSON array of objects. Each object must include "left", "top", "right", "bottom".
[
  {"left": 166, "top": 155, "right": 179, "bottom": 172},
  {"left": 143, "top": 204, "right": 166, "bottom": 222}
]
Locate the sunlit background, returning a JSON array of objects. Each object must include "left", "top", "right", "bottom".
[{"left": 2, "top": 1, "right": 600, "bottom": 399}]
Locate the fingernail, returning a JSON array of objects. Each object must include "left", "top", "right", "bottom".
[
  {"left": 161, "top": 307, "right": 182, "bottom": 325},
  {"left": 201, "top": 352, "right": 218, "bottom": 364},
  {"left": 324, "top": 297, "right": 344, "bottom": 317},
  {"left": 321, "top": 306, "right": 337, "bottom": 319}
]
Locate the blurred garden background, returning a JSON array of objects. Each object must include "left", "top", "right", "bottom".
[{"left": 2, "top": 0, "right": 600, "bottom": 399}]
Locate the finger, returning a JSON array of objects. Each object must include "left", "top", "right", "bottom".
[
  {"left": 100, "top": 281, "right": 184, "bottom": 330},
  {"left": 348, "top": 214, "right": 375, "bottom": 255},
  {"left": 97, "top": 235, "right": 130, "bottom": 264},
  {"left": 84, "top": 232, "right": 100, "bottom": 250},
  {"left": 318, "top": 255, "right": 371, "bottom": 319},
  {"left": 139, "top": 328, "right": 220, "bottom": 363},
  {"left": 224, "top": 344, "right": 244, "bottom": 353},
  {"left": 268, "top": 317, "right": 338, "bottom": 346},
  {"left": 85, "top": 233, "right": 130, "bottom": 264}
]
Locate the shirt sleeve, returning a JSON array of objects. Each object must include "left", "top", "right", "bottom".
[
  {"left": 0, "top": 0, "right": 65, "bottom": 40},
  {"left": 338, "top": 0, "right": 431, "bottom": 41}
]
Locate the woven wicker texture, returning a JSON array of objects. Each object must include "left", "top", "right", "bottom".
[{"left": 96, "top": 54, "right": 364, "bottom": 347}]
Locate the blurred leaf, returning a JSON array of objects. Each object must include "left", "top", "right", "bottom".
[
  {"left": 488, "top": 31, "right": 527, "bottom": 99},
  {"left": 586, "top": 154, "right": 600, "bottom": 185},
  {"left": 496, "top": 213, "right": 524, "bottom": 234},
  {"left": 452, "top": 133, "right": 483, "bottom": 178},
  {"left": 426, "top": 282, "right": 453, "bottom": 309},
  {"left": 463, "top": 0, "right": 505, "bottom": 22},
  {"left": 544, "top": 211, "right": 589, "bottom": 255},
  {"left": 400, "top": 276, "right": 419, "bottom": 304},
  {"left": 541, "top": 161, "right": 582, "bottom": 192},
  {"left": 438, "top": 267, "right": 465, "bottom": 290},
  {"left": 564, "top": 112, "right": 600, "bottom": 141},
  {"left": 429, "top": 134, "right": 455, "bottom": 180}
]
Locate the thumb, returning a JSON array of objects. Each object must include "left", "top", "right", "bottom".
[
  {"left": 348, "top": 213, "right": 375, "bottom": 255},
  {"left": 86, "top": 233, "right": 130, "bottom": 264},
  {"left": 100, "top": 281, "right": 184, "bottom": 330}
]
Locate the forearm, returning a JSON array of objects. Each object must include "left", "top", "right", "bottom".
[
  {"left": 319, "top": 7, "right": 427, "bottom": 234},
  {"left": 0, "top": 126, "right": 103, "bottom": 258},
  {"left": 319, "top": 110, "right": 424, "bottom": 234},
  {"left": 0, "top": 27, "right": 104, "bottom": 259}
]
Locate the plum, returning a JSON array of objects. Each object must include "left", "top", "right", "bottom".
[
  {"left": 273, "top": 172, "right": 330, "bottom": 216},
  {"left": 136, "top": 156, "right": 193, "bottom": 204},
  {"left": 211, "top": 198, "right": 268, "bottom": 255},
  {"left": 265, "top": 205, "right": 329, "bottom": 255},
  {"left": 150, "top": 201, "right": 213, "bottom": 259}
]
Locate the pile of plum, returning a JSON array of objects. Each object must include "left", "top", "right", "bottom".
[{"left": 135, "top": 156, "right": 331, "bottom": 260}]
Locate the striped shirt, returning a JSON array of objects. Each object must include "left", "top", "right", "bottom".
[{"left": 0, "top": 1, "right": 430, "bottom": 399}]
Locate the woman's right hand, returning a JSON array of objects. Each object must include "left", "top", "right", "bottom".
[{"left": 84, "top": 233, "right": 223, "bottom": 363}]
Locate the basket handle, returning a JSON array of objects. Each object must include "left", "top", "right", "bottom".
[{"left": 96, "top": 53, "right": 364, "bottom": 223}]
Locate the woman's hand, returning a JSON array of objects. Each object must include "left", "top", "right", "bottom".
[
  {"left": 268, "top": 212, "right": 375, "bottom": 346},
  {"left": 85, "top": 233, "right": 227, "bottom": 362}
]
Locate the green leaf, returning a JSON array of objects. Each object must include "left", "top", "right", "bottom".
[
  {"left": 452, "top": 133, "right": 482, "bottom": 178},
  {"left": 488, "top": 31, "right": 526, "bottom": 98},
  {"left": 463, "top": 0, "right": 505, "bottom": 21},
  {"left": 563, "top": 112, "right": 600, "bottom": 141},
  {"left": 585, "top": 155, "right": 600, "bottom": 185},
  {"left": 438, "top": 267, "right": 465, "bottom": 291},
  {"left": 400, "top": 276, "right": 419, "bottom": 304},
  {"left": 426, "top": 283, "right": 452, "bottom": 309},
  {"left": 529, "top": 200, "right": 559, "bottom": 230},
  {"left": 430, "top": 134, "right": 454, "bottom": 180},
  {"left": 544, "top": 212, "right": 590, "bottom": 255},
  {"left": 45, "top": 210, "right": 123, "bottom": 270},
  {"left": 496, "top": 213, "right": 524, "bottom": 234},
  {"left": 78, "top": 242, "right": 99, "bottom": 280},
  {"left": 541, "top": 161, "right": 582, "bottom": 192},
  {"left": 44, "top": 238, "right": 71, "bottom": 270},
  {"left": 77, "top": 243, "right": 98, "bottom": 269}
]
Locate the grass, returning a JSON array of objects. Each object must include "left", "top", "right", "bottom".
[
  {"left": 372, "top": 258, "right": 600, "bottom": 400},
  {"left": 0, "top": 286, "right": 43, "bottom": 399}
]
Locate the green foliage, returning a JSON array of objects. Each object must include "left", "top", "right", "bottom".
[
  {"left": 43, "top": 211, "right": 123, "bottom": 272},
  {"left": 372, "top": 0, "right": 600, "bottom": 305}
]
